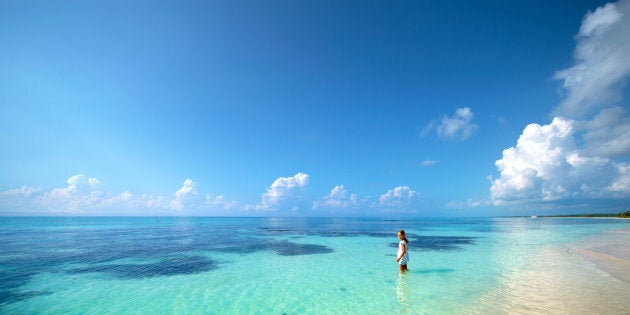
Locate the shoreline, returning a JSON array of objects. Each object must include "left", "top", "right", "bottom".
[
  {"left": 568, "top": 229, "right": 630, "bottom": 283},
  {"left": 472, "top": 226, "right": 630, "bottom": 314}
]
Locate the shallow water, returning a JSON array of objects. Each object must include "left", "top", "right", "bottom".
[{"left": 0, "top": 217, "right": 628, "bottom": 314}]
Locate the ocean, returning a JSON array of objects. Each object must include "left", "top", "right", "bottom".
[{"left": 0, "top": 216, "right": 628, "bottom": 314}]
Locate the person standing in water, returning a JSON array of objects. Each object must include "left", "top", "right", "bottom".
[{"left": 396, "top": 230, "right": 409, "bottom": 272}]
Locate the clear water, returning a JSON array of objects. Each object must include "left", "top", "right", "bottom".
[{"left": 0, "top": 217, "right": 628, "bottom": 314}]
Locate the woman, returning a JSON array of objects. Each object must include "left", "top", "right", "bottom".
[{"left": 396, "top": 230, "right": 409, "bottom": 272}]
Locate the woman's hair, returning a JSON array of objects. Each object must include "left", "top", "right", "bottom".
[{"left": 398, "top": 229, "right": 409, "bottom": 244}]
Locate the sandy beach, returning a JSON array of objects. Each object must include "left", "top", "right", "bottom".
[
  {"left": 569, "top": 228, "right": 630, "bottom": 283},
  {"left": 472, "top": 226, "right": 630, "bottom": 314}
]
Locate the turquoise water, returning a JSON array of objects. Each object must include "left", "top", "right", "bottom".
[{"left": 0, "top": 217, "right": 628, "bottom": 314}]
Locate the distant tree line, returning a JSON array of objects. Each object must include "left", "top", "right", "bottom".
[{"left": 542, "top": 211, "right": 630, "bottom": 218}]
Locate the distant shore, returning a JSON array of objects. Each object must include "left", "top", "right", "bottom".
[
  {"left": 540, "top": 211, "right": 630, "bottom": 218},
  {"left": 498, "top": 211, "right": 630, "bottom": 219}
]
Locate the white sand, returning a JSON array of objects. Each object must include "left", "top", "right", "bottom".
[
  {"left": 570, "top": 229, "right": 630, "bottom": 283},
  {"left": 472, "top": 228, "right": 630, "bottom": 314}
]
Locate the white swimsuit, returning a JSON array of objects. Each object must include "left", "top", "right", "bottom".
[{"left": 398, "top": 240, "right": 409, "bottom": 265}]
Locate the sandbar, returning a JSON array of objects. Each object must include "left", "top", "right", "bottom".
[{"left": 569, "top": 229, "right": 630, "bottom": 283}]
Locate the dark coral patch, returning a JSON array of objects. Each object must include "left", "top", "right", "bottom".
[
  {"left": 0, "top": 290, "right": 53, "bottom": 305},
  {"left": 211, "top": 239, "right": 334, "bottom": 256},
  {"left": 268, "top": 241, "right": 334, "bottom": 256},
  {"left": 390, "top": 235, "right": 476, "bottom": 251},
  {"left": 67, "top": 256, "right": 219, "bottom": 279}
]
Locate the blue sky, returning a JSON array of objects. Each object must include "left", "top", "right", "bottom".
[{"left": 1, "top": 0, "right": 629, "bottom": 216}]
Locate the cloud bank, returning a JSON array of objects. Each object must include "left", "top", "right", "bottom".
[
  {"left": 1, "top": 173, "right": 428, "bottom": 215},
  {"left": 490, "top": 118, "right": 630, "bottom": 203},
  {"left": 0, "top": 175, "right": 237, "bottom": 215},
  {"left": 491, "top": 0, "right": 630, "bottom": 208}
]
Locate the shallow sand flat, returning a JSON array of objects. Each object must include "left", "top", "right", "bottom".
[
  {"left": 569, "top": 229, "right": 630, "bottom": 283},
  {"left": 476, "top": 247, "right": 630, "bottom": 314},
  {"left": 471, "top": 228, "right": 630, "bottom": 314},
  {"left": 572, "top": 246, "right": 630, "bottom": 283}
]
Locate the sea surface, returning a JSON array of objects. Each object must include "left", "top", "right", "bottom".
[{"left": 0, "top": 216, "right": 628, "bottom": 314}]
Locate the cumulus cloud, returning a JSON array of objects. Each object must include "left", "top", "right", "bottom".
[
  {"left": 552, "top": 0, "right": 630, "bottom": 118},
  {"left": 490, "top": 118, "right": 630, "bottom": 203},
  {"left": 581, "top": 106, "right": 630, "bottom": 157},
  {"left": 36, "top": 174, "right": 164, "bottom": 212},
  {"left": 490, "top": 1, "right": 630, "bottom": 209},
  {"left": 169, "top": 179, "right": 198, "bottom": 210},
  {"left": 39, "top": 174, "right": 104, "bottom": 211},
  {"left": 312, "top": 185, "right": 358, "bottom": 209},
  {"left": 255, "top": 173, "right": 309, "bottom": 210},
  {"left": 205, "top": 194, "right": 238, "bottom": 210},
  {"left": 378, "top": 186, "right": 418, "bottom": 207},
  {"left": 0, "top": 186, "right": 39, "bottom": 197},
  {"left": 421, "top": 107, "right": 478, "bottom": 141},
  {"left": 0, "top": 186, "right": 41, "bottom": 210},
  {"left": 0, "top": 175, "right": 236, "bottom": 214}
]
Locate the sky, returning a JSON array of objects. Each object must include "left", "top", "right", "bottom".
[{"left": 1, "top": 0, "right": 629, "bottom": 217}]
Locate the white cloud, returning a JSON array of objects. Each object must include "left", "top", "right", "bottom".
[
  {"left": 553, "top": 0, "right": 630, "bottom": 118},
  {"left": 0, "top": 186, "right": 39, "bottom": 197},
  {"left": 98, "top": 190, "right": 138, "bottom": 208},
  {"left": 490, "top": 117, "right": 630, "bottom": 203},
  {"left": 421, "top": 159, "right": 439, "bottom": 167},
  {"left": 0, "top": 175, "right": 238, "bottom": 214},
  {"left": 421, "top": 107, "right": 478, "bottom": 141},
  {"left": 255, "top": 172, "right": 309, "bottom": 210},
  {"left": 205, "top": 194, "right": 238, "bottom": 210},
  {"left": 581, "top": 106, "right": 630, "bottom": 157},
  {"left": 39, "top": 174, "right": 104, "bottom": 211},
  {"left": 579, "top": 2, "right": 623, "bottom": 38},
  {"left": 0, "top": 186, "right": 41, "bottom": 210},
  {"left": 610, "top": 163, "right": 630, "bottom": 193},
  {"left": 139, "top": 194, "right": 167, "bottom": 210},
  {"left": 169, "top": 179, "right": 198, "bottom": 210},
  {"left": 490, "top": 1, "right": 630, "bottom": 209},
  {"left": 312, "top": 185, "right": 358, "bottom": 209},
  {"left": 379, "top": 186, "right": 418, "bottom": 207}
]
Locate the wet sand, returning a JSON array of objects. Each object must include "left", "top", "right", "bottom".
[
  {"left": 570, "top": 229, "right": 630, "bottom": 283},
  {"left": 473, "top": 227, "right": 630, "bottom": 314}
]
